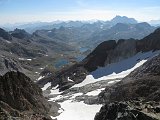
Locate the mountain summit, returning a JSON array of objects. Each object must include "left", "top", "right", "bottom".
[{"left": 111, "top": 15, "right": 138, "bottom": 24}]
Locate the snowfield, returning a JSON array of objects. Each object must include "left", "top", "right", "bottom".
[
  {"left": 42, "top": 82, "right": 51, "bottom": 91},
  {"left": 72, "top": 51, "right": 160, "bottom": 88},
  {"left": 37, "top": 76, "right": 45, "bottom": 81},
  {"left": 55, "top": 100, "right": 102, "bottom": 120}
]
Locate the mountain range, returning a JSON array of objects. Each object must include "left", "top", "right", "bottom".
[{"left": 0, "top": 16, "right": 160, "bottom": 120}]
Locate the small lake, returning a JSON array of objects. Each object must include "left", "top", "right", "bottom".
[
  {"left": 76, "top": 55, "right": 85, "bottom": 62},
  {"left": 54, "top": 59, "right": 69, "bottom": 68},
  {"left": 79, "top": 47, "right": 88, "bottom": 53}
]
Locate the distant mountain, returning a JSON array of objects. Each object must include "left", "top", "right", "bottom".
[
  {"left": 110, "top": 15, "right": 138, "bottom": 24},
  {"left": 149, "top": 20, "right": 160, "bottom": 26},
  {"left": 33, "top": 21, "right": 156, "bottom": 50},
  {"left": 87, "top": 22, "right": 156, "bottom": 47},
  {"left": 1, "top": 16, "right": 138, "bottom": 33}
]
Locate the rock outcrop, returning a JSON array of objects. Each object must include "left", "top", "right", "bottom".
[
  {"left": 0, "top": 71, "right": 58, "bottom": 120},
  {"left": 95, "top": 102, "right": 159, "bottom": 120},
  {"left": 10, "top": 28, "right": 31, "bottom": 39}
]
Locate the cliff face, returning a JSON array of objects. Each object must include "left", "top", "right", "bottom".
[
  {"left": 0, "top": 71, "right": 58, "bottom": 120},
  {"left": 84, "top": 28, "right": 160, "bottom": 72},
  {"left": 136, "top": 28, "right": 160, "bottom": 52},
  {"left": 82, "top": 40, "right": 117, "bottom": 72}
]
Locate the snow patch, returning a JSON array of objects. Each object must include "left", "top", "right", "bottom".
[
  {"left": 18, "top": 58, "right": 32, "bottom": 61},
  {"left": 39, "top": 67, "right": 44, "bottom": 70},
  {"left": 5, "top": 40, "right": 11, "bottom": 43},
  {"left": 72, "top": 75, "right": 95, "bottom": 88},
  {"left": 37, "top": 76, "right": 45, "bottom": 81},
  {"left": 68, "top": 77, "right": 74, "bottom": 82},
  {"left": 108, "top": 80, "right": 121, "bottom": 84},
  {"left": 71, "top": 93, "right": 83, "bottom": 99},
  {"left": 49, "top": 95, "right": 63, "bottom": 101},
  {"left": 50, "top": 85, "right": 62, "bottom": 95},
  {"left": 50, "top": 116, "right": 57, "bottom": 119},
  {"left": 41, "top": 82, "right": 51, "bottom": 91},
  {"left": 86, "top": 88, "right": 105, "bottom": 96}
]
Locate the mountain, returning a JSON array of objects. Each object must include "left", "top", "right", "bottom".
[
  {"left": 0, "top": 71, "right": 59, "bottom": 119},
  {"left": 149, "top": 20, "right": 160, "bottom": 26},
  {"left": 38, "top": 27, "right": 160, "bottom": 92},
  {"left": 32, "top": 21, "right": 156, "bottom": 51},
  {"left": 87, "top": 22, "right": 155, "bottom": 47},
  {"left": 110, "top": 15, "right": 138, "bottom": 24},
  {"left": 10, "top": 28, "right": 31, "bottom": 39}
]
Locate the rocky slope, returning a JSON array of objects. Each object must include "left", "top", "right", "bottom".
[
  {"left": 94, "top": 53, "right": 160, "bottom": 120},
  {"left": 0, "top": 28, "right": 78, "bottom": 80},
  {"left": 95, "top": 101, "right": 159, "bottom": 120},
  {"left": 0, "top": 71, "right": 59, "bottom": 120}
]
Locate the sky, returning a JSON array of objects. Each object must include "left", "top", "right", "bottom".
[{"left": 0, "top": 0, "right": 160, "bottom": 25}]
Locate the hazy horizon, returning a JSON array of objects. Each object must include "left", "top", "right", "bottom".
[{"left": 0, "top": 0, "right": 160, "bottom": 25}]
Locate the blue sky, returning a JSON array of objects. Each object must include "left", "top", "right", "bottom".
[{"left": 0, "top": 0, "right": 160, "bottom": 25}]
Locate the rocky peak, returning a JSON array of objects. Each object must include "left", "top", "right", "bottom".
[
  {"left": 0, "top": 28, "right": 12, "bottom": 41},
  {"left": 10, "top": 28, "right": 31, "bottom": 39},
  {"left": 136, "top": 27, "right": 160, "bottom": 52},
  {"left": 83, "top": 40, "right": 117, "bottom": 72},
  {"left": 0, "top": 71, "right": 57, "bottom": 119},
  {"left": 111, "top": 15, "right": 138, "bottom": 24}
]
